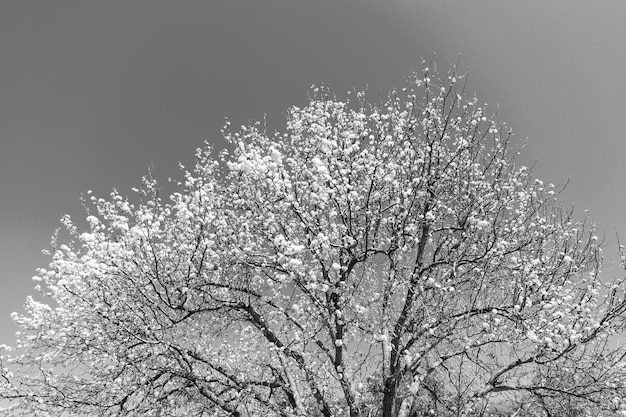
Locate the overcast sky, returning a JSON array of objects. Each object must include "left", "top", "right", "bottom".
[{"left": 1, "top": 0, "right": 625, "bottom": 346}]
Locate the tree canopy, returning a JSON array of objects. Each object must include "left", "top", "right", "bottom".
[{"left": 3, "top": 65, "right": 626, "bottom": 417}]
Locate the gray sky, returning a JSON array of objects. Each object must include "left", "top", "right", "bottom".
[{"left": 1, "top": 0, "right": 625, "bottom": 346}]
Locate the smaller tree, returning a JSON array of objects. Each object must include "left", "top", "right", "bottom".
[{"left": 3, "top": 63, "right": 626, "bottom": 417}]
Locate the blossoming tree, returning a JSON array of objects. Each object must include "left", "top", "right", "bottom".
[{"left": 3, "top": 65, "right": 626, "bottom": 417}]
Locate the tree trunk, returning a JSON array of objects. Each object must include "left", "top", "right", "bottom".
[{"left": 382, "top": 377, "right": 398, "bottom": 417}]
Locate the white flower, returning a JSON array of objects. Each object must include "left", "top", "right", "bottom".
[
  {"left": 287, "top": 243, "right": 305, "bottom": 254},
  {"left": 80, "top": 232, "right": 95, "bottom": 243},
  {"left": 476, "top": 220, "right": 490, "bottom": 229}
]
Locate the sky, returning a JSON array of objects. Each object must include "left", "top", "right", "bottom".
[{"left": 1, "top": 0, "right": 625, "bottom": 347}]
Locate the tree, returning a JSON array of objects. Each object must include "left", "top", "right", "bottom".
[{"left": 3, "top": 64, "right": 626, "bottom": 417}]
